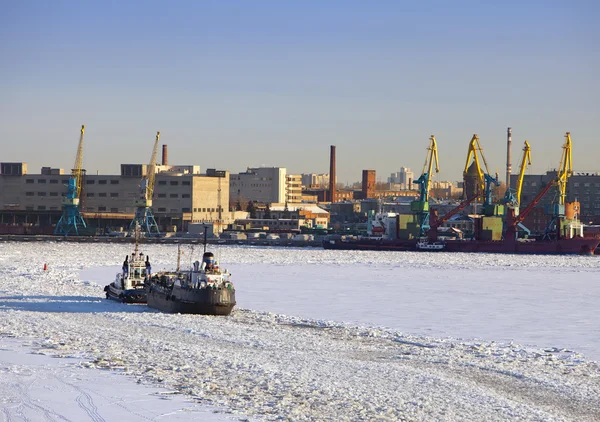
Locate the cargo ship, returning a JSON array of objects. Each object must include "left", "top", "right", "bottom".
[
  {"left": 323, "top": 226, "right": 599, "bottom": 255},
  {"left": 322, "top": 233, "right": 598, "bottom": 255}
]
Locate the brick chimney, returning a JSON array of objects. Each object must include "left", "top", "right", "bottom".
[
  {"left": 329, "top": 145, "right": 336, "bottom": 202},
  {"left": 162, "top": 144, "right": 168, "bottom": 166}
]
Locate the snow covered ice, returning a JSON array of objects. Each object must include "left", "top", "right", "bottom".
[{"left": 1, "top": 242, "right": 600, "bottom": 421}]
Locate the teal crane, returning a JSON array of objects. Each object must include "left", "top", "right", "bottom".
[
  {"left": 129, "top": 131, "right": 161, "bottom": 236},
  {"left": 54, "top": 125, "right": 87, "bottom": 236},
  {"left": 411, "top": 135, "right": 440, "bottom": 236}
]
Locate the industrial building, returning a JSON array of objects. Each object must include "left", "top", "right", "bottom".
[
  {"left": 513, "top": 171, "right": 600, "bottom": 227},
  {"left": 0, "top": 160, "right": 234, "bottom": 233}
]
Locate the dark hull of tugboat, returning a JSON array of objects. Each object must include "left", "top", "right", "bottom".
[
  {"left": 104, "top": 283, "right": 147, "bottom": 304},
  {"left": 322, "top": 238, "right": 417, "bottom": 251},
  {"left": 146, "top": 284, "right": 236, "bottom": 316}
]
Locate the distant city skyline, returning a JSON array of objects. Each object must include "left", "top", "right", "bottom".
[{"left": 1, "top": 1, "right": 598, "bottom": 184}]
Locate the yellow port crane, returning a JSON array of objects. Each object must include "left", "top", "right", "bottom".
[
  {"left": 514, "top": 141, "right": 532, "bottom": 205},
  {"left": 502, "top": 140, "right": 532, "bottom": 238},
  {"left": 508, "top": 133, "right": 575, "bottom": 240},
  {"left": 54, "top": 125, "right": 88, "bottom": 235},
  {"left": 411, "top": 135, "right": 440, "bottom": 236},
  {"left": 463, "top": 134, "right": 499, "bottom": 208},
  {"left": 556, "top": 132, "right": 573, "bottom": 207},
  {"left": 504, "top": 140, "right": 532, "bottom": 208},
  {"left": 544, "top": 132, "right": 574, "bottom": 239},
  {"left": 463, "top": 134, "right": 487, "bottom": 200},
  {"left": 129, "top": 131, "right": 161, "bottom": 236}
]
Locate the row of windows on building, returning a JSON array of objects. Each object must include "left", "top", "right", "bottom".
[
  {"left": 24, "top": 192, "right": 197, "bottom": 199},
  {"left": 24, "top": 206, "right": 224, "bottom": 212},
  {"left": 231, "top": 183, "right": 274, "bottom": 188},
  {"left": 24, "top": 179, "right": 192, "bottom": 186}
]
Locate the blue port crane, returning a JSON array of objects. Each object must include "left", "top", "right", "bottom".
[
  {"left": 54, "top": 125, "right": 87, "bottom": 236},
  {"left": 129, "top": 131, "right": 161, "bottom": 236},
  {"left": 411, "top": 135, "right": 439, "bottom": 236}
]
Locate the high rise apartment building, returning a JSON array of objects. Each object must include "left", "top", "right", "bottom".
[
  {"left": 388, "top": 167, "right": 414, "bottom": 190},
  {"left": 301, "top": 173, "right": 329, "bottom": 189},
  {"left": 229, "top": 167, "right": 287, "bottom": 206}
]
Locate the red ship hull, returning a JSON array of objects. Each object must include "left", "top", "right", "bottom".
[
  {"left": 323, "top": 237, "right": 599, "bottom": 255},
  {"left": 443, "top": 237, "right": 599, "bottom": 255},
  {"left": 323, "top": 237, "right": 417, "bottom": 251}
]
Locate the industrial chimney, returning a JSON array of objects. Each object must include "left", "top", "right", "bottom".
[
  {"left": 162, "top": 144, "right": 168, "bottom": 166},
  {"left": 329, "top": 145, "right": 336, "bottom": 202},
  {"left": 506, "top": 128, "right": 512, "bottom": 188}
]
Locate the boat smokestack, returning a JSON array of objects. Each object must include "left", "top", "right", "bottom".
[
  {"left": 162, "top": 144, "right": 168, "bottom": 166},
  {"left": 329, "top": 145, "right": 336, "bottom": 202},
  {"left": 506, "top": 127, "right": 512, "bottom": 188}
]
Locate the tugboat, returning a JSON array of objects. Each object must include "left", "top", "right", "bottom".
[
  {"left": 146, "top": 234, "right": 236, "bottom": 315},
  {"left": 104, "top": 225, "right": 150, "bottom": 303}
]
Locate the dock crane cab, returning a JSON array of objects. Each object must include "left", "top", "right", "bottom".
[
  {"left": 544, "top": 132, "right": 574, "bottom": 240},
  {"left": 411, "top": 135, "right": 440, "bottom": 236},
  {"left": 129, "top": 131, "right": 161, "bottom": 237},
  {"left": 54, "top": 125, "right": 87, "bottom": 236}
]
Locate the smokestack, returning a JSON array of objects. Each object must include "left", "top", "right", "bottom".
[
  {"left": 329, "top": 145, "right": 336, "bottom": 202},
  {"left": 506, "top": 127, "right": 512, "bottom": 188},
  {"left": 162, "top": 144, "right": 168, "bottom": 166}
]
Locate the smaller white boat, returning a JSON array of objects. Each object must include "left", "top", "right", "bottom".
[
  {"left": 104, "top": 225, "right": 150, "bottom": 303},
  {"left": 416, "top": 239, "right": 445, "bottom": 251}
]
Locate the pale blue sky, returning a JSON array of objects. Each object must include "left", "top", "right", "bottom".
[{"left": 1, "top": 1, "right": 598, "bottom": 184}]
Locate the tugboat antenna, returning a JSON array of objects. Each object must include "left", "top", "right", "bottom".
[
  {"left": 134, "top": 222, "right": 140, "bottom": 256},
  {"left": 203, "top": 226, "right": 208, "bottom": 254},
  {"left": 176, "top": 244, "right": 181, "bottom": 273}
]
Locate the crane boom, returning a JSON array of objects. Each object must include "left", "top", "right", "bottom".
[
  {"left": 54, "top": 125, "right": 87, "bottom": 236},
  {"left": 129, "top": 131, "right": 161, "bottom": 236},
  {"left": 556, "top": 132, "right": 573, "bottom": 206},
  {"left": 463, "top": 134, "right": 491, "bottom": 199},
  {"left": 146, "top": 131, "right": 160, "bottom": 201},
  {"left": 411, "top": 135, "right": 440, "bottom": 237},
  {"left": 515, "top": 141, "right": 532, "bottom": 205},
  {"left": 510, "top": 180, "right": 556, "bottom": 229},
  {"left": 422, "top": 135, "right": 440, "bottom": 201},
  {"left": 426, "top": 193, "right": 480, "bottom": 241},
  {"left": 72, "top": 125, "right": 85, "bottom": 199},
  {"left": 414, "top": 135, "right": 440, "bottom": 202}
]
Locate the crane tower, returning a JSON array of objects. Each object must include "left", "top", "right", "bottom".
[
  {"left": 411, "top": 135, "right": 439, "bottom": 236},
  {"left": 54, "top": 125, "right": 88, "bottom": 236},
  {"left": 129, "top": 131, "right": 161, "bottom": 236},
  {"left": 544, "top": 132, "right": 574, "bottom": 239}
]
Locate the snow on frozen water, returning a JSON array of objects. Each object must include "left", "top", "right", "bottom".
[
  {"left": 1, "top": 242, "right": 600, "bottom": 421},
  {"left": 0, "top": 337, "right": 233, "bottom": 421}
]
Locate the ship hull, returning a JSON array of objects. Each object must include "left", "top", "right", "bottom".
[
  {"left": 146, "top": 282, "right": 236, "bottom": 315},
  {"left": 104, "top": 283, "right": 147, "bottom": 304},
  {"left": 323, "top": 237, "right": 599, "bottom": 255},
  {"left": 443, "top": 237, "right": 598, "bottom": 255},
  {"left": 323, "top": 238, "right": 417, "bottom": 251}
]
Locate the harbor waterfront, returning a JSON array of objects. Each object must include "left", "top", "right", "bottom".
[{"left": 1, "top": 241, "right": 599, "bottom": 421}]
